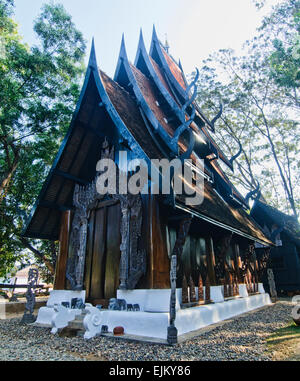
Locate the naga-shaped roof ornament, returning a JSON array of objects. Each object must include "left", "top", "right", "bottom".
[
  {"left": 210, "top": 103, "right": 223, "bottom": 131},
  {"left": 172, "top": 68, "right": 199, "bottom": 161},
  {"left": 245, "top": 182, "right": 260, "bottom": 205},
  {"left": 229, "top": 140, "right": 243, "bottom": 166}
]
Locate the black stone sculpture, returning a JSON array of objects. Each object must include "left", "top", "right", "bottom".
[
  {"left": 21, "top": 268, "right": 39, "bottom": 324},
  {"left": 108, "top": 298, "right": 127, "bottom": 311}
]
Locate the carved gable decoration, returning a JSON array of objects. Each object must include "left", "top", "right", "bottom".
[{"left": 66, "top": 138, "right": 146, "bottom": 292}]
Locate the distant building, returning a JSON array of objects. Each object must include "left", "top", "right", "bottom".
[
  {"left": 9, "top": 266, "right": 50, "bottom": 294},
  {"left": 251, "top": 200, "right": 300, "bottom": 294}
]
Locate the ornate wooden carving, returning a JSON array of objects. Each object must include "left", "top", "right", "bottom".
[
  {"left": 205, "top": 276, "right": 211, "bottom": 304},
  {"left": 232, "top": 275, "right": 238, "bottom": 296},
  {"left": 189, "top": 275, "right": 196, "bottom": 303},
  {"left": 223, "top": 278, "right": 228, "bottom": 298},
  {"left": 66, "top": 138, "right": 146, "bottom": 292},
  {"left": 239, "top": 243, "right": 255, "bottom": 286},
  {"left": 113, "top": 193, "right": 146, "bottom": 290},
  {"left": 234, "top": 275, "right": 239, "bottom": 296},
  {"left": 214, "top": 233, "right": 232, "bottom": 284},
  {"left": 66, "top": 181, "right": 99, "bottom": 291},
  {"left": 168, "top": 216, "right": 192, "bottom": 344},
  {"left": 169, "top": 254, "right": 177, "bottom": 322},
  {"left": 257, "top": 247, "right": 270, "bottom": 283},
  {"left": 198, "top": 274, "right": 204, "bottom": 303},
  {"left": 228, "top": 274, "right": 233, "bottom": 297},
  {"left": 182, "top": 275, "right": 189, "bottom": 304}
]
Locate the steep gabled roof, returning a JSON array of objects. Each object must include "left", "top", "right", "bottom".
[
  {"left": 251, "top": 200, "right": 300, "bottom": 248},
  {"left": 148, "top": 27, "right": 234, "bottom": 172},
  {"left": 23, "top": 39, "right": 272, "bottom": 246},
  {"left": 23, "top": 41, "right": 155, "bottom": 240}
]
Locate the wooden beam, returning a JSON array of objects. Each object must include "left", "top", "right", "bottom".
[
  {"left": 54, "top": 210, "right": 72, "bottom": 290},
  {"left": 39, "top": 200, "right": 73, "bottom": 212},
  {"left": 53, "top": 169, "right": 89, "bottom": 186}
]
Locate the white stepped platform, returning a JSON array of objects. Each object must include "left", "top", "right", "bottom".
[
  {"left": 34, "top": 290, "right": 86, "bottom": 327},
  {"left": 33, "top": 284, "right": 271, "bottom": 341},
  {"left": 100, "top": 292, "right": 272, "bottom": 340}
]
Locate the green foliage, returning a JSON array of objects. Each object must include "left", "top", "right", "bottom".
[
  {"left": 265, "top": 0, "right": 300, "bottom": 90},
  {"left": 0, "top": 1, "right": 86, "bottom": 277}
]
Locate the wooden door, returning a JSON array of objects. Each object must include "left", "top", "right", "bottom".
[{"left": 84, "top": 200, "right": 121, "bottom": 305}]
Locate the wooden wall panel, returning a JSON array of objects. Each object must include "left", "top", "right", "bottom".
[
  {"left": 54, "top": 210, "right": 71, "bottom": 290},
  {"left": 145, "top": 194, "right": 154, "bottom": 289},
  {"left": 151, "top": 198, "right": 170, "bottom": 289},
  {"left": 89, "top": 207, "right": 106, "bottom": 300},
  {"left": 104, "top": 203, "right": 121, "bottom": 299}
]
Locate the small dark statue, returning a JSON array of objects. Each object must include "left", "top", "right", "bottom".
[
  {"left": 21, "top": 268, "right": 39, "bottom": 324},
  {"left": 108, "top": 298, "right": 127, "bottom": 311}
]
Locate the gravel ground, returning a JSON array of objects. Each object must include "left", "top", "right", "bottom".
[{"left": 0, "top": 299, "right": 294, "bottom": 361}]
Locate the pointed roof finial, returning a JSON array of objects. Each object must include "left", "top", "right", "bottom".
[
  {"left": 164, "top": 33, "right": 170, "bottom": 54},
  {"left": 88, "top": 37, "right": 98, "bottom": 70},
  {"left": 119, "top": 33, "right": 128, "bottom": 60},
  {"left": 152, "top": 24, "right": 158, "bottom": 41},
  {"left": 135, "top": 28, "right": 146, "bottom": 65},
  {"left": 138, "top": 28, "right": 145, "bottom": 48}
]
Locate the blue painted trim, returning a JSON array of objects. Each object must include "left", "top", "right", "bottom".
[
  {"left": 23, "top": 41, "right": 98, "bottom": 237},
  {"left": 114, "top": 35, "right": 179, "bottom": 158},
  {"left": 149, "top": 27, "right": 233, "bottom": 172},
  {"left": 135, "top": 30, "right": 184, "bottom": 125},
  {"left": 150, "top": 26, "right": 187, "bottom": 103}
]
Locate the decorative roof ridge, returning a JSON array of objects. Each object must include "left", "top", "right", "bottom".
[{"left": 254, "top": 199, "right": 300, "bottom": 224}]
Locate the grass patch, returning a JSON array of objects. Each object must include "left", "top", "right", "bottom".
[{"left": 267, "top": 321, "right": 300, "bottom": 360}]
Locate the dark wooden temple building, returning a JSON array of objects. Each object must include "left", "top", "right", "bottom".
[
  {"left": 251, "top": 199, "right": 300, "bottom": 294},
  {"left": 23, "top": 28, "right": 273, "bottom": 341}
]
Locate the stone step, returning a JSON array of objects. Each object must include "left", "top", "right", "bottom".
[
  {"left": 68, "top": 319, "right": 84, "bottom": 330},
  {"left": 73, "top": 314, "right": 85, "bottom": 322}
]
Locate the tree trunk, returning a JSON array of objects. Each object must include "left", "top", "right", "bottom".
[
  {"left": 19, "top": 237, "right": 55, "bottom": 275},
  {"left": 0, "top": 149, "right": 20, "bottom": 203}
]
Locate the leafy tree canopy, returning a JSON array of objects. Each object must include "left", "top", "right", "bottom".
[{"left": 0, "top": 0, "right": 86, "bottom": 278}]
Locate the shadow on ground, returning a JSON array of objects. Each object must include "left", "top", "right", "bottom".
[{"left": 267, "top": 322, "right": 300, "bottom": 360}]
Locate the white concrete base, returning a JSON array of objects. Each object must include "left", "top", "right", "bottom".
[
  {"left": 117, "top": 289, "right": 182, "bottom": 312},
  {"left": 100, "top": 293, "right": 272, "bottom": 340},
  {"left": 118, "top": 286, "right": 225, "bottom": 311},
  {"left": 258, "top": 283, "right": 265, "bottom": 294},
  {"left": 239, "top": 284, "right": 249, "bottom": 298},
  {"left": 35, "top": 290, "right": 86, "bottom": 327},
  {"left": 33, "top": 288, "right": 272, "bottom": 341},
  {"left": 210, "top": 286, "right": 224, "bottom": 303}
]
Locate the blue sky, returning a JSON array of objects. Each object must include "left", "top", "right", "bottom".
[{"left": 13, "top": 0, "right": 281, "bottom": 77}]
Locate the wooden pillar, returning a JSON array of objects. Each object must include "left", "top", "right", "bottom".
[
  {"left": 205, "top": 236, "right": 217, "bottom": 286},
  {"left": 151, "top": 196, "right": 170, "bottom": 289},
  {"left": 233, "top": 243, "right": 242, "bottom": 283},
  {"left": 54, "top": 210, "right": 71, "bottom": 290}
]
